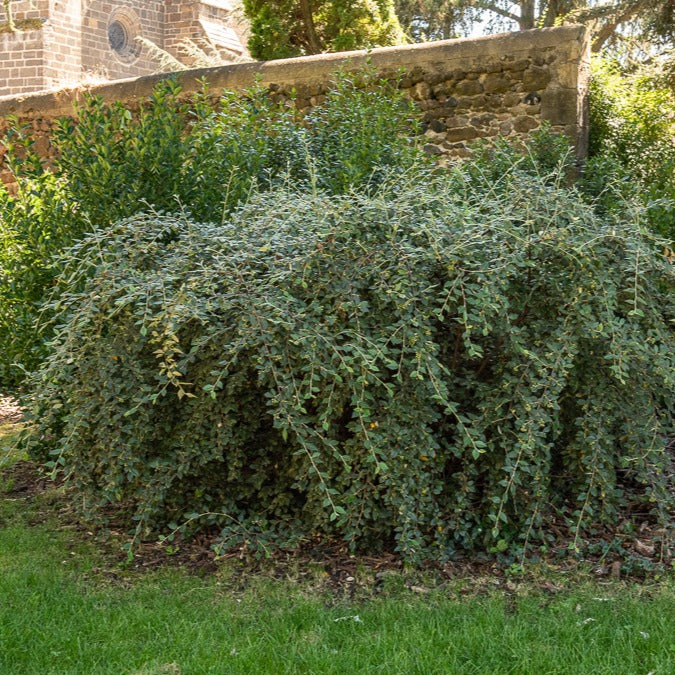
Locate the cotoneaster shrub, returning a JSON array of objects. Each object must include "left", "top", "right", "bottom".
[
  {"left": 22, "top": 158, "right": 674, "bottom": 563},
  {"left": 0, "top": 72, "right": 423, "bottom": 388}
]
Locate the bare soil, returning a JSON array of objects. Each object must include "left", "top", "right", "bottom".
[{"left": 0, "top": 394, "right": 23, "bottom": 425}]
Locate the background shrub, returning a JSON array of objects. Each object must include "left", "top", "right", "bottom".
[
  {"left": 584, "top": 56, "right": 675, "bottom": 240},
  {"left": 306, "top": 70, "right": 422, "bottom": 194},
  {"left": 22, "top": 156, "right": 674, "bottom": 562}
]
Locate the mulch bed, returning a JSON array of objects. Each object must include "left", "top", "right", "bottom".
[{"left": 1, "top": 459, "right": 48, "bottom": 498}]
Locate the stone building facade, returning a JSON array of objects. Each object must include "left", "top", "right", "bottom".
[{"left": 0, "top": 1, "right": 248, "bottom": 97}]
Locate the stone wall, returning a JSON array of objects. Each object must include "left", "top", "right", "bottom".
[
  {"left": 164, "top": 0, "right": 201, "bottom": 62},
  {"left": 0, "top": 25, "right": 590, "bottom": 185},
  {"left": 0, "top": 29, "right": 47, "bottom": 96}
]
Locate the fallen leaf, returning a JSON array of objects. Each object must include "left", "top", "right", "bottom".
[
  {"left": 539, "top": 581, "right": 560, "bottom": 594},
  {"left": 634, "top": 539, "right": 655, "bottom": 557},
  {"left": 610, "top": 561, "right": 622, "bottom": 579},
  {"left": 576, "top": 617, "right": 596, "bottom": 626},
  {"left": 410, "top": 585, "right": 430, "bottom": 594}
]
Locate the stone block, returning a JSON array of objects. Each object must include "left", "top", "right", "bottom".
[
  {"left": 523, "top": 66, "right": 552, "bottom": 91},
  {"left": 483, "top": 76, "right": 511, "bottom": 94},
  {"left": 432, "top": 80, "right": 454, "bottom": 97},
  {"left": 502, "top": 92, "right": 522, "bottom": 107},
  {"left": 513, "top": 115, "right": 539, "bottom": 133},
  {"left": 455, "top": 80, "right": 483, "bottom": 95},
  {"left": 428, "top": 118, "right": 447, "bottom": 133},
  {"left": 540, "top": 88, "right": 577, "bottom": 125},
  {"left": 418, "top": 99, "right": 442, "bottom": 111},
  {"left": 423, "top": 143, "right": 443, "bottom": 155},
  {"left": 424, "top": 129, "right": 446, "bottom": 144},
  {"left": 484, "top": 94, "right": 505, "bottom": 110},
  {"left": 445, "top": 126, "right": 479, "bottom": 143},
  {"left": 501, "top": 59, "right": 529, "bottom": 72},
  {"left": 471, "top": 113, "right": 496, "bottom": 127},
  {"left": 412, "top": 80, "right": 432, "bottom": 101},
  {"left": 427, "top": 72, "right": 446, "bottom": 86}
]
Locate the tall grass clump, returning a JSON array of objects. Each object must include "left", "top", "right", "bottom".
[
  {"left": 21, "top": 153, "right": 674, "bottom": 563},
  {"left": 0, "top": 72, "right": 423, "bottom": 387}
]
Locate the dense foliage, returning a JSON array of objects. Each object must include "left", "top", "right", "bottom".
[
  {"left": 0, "top": 73, "right": 421, "bottom": 387},
  {"left": 22, "top": 151, "right": 674, "bottom": 562},
  {"left": 584, "top": 57, "right": 675, "bottom": 241},
  {"left": 242, "top": 0, "right": 406, "bottom": 60}
]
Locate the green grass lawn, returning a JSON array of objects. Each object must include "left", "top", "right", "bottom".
[{"left": 1, "top": 423, "right": 673, "bottom": 675}]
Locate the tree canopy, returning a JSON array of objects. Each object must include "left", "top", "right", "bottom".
[
  {"left": 241, "top": 2, "right": 673, "bottom": 64},
  {"left": 394, "top": 1, "right": 674, "bottom": 53},
  {"left": 243, "top": 0, "right": 407, "bottom": 60}
]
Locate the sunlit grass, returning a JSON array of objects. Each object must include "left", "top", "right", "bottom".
[{"left": 0, "top": 538, "right": 672, "bottom": 674}]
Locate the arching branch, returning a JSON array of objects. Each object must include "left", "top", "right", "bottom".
[
  {"left": 589, "top": 0, "right": 651, "bottom": 52},
  {"left": 472, "top": 1, "right": 521, "bottom": 25}
]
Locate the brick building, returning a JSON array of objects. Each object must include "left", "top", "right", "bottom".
[{"left": 0, "top": 1, "right": 248, "bottom": 97}]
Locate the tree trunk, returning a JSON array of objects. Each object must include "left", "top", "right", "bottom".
[
  {"left": 299, "top": 0, "right": 322, "bottom": 54},
  {"left": 541, "top": 1, "right": 566, "bottom": 28},
  {"left": 519, "top": 0, "right": 536, "bottom": 30}
]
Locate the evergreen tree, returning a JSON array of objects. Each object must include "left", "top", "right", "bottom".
[{"left": 243, "top": 0, "right": 407, "bottom": 60}]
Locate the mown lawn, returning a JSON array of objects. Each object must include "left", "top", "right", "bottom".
[{"left": 1, "top": 423, "right": 673, "bottom": 675}]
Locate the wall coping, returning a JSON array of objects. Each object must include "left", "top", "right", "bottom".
[{"left": 0, "top": 25, "right": 587, "bottom": 117}]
